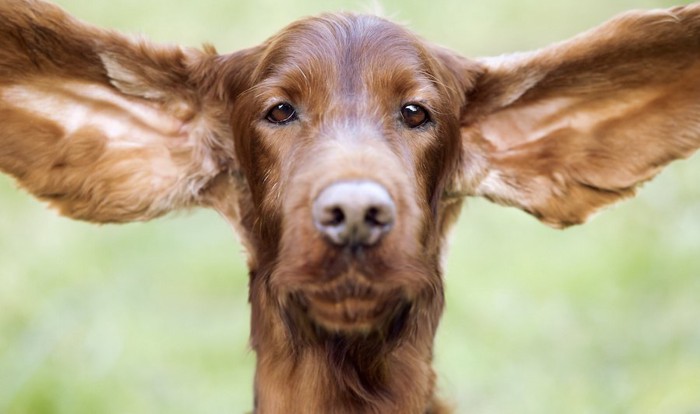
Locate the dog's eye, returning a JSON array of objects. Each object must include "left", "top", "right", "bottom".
[
  {"left": 401, "top": 104, "right": 430, "bottom": 128},
  {"left": 266, "top": 103, "right": 297, "bottom": 124}
]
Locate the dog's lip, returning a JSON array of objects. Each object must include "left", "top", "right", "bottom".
[
  {"left": 305, "top": 278, "right": 376, "bottom": 302},
  {"left": 307, "top": 297, "right": 384, "bottom": 329},
  {"left": 288, "top": 277, "right": 410, "bottom": 332}
]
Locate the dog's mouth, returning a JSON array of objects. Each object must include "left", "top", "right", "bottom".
[
  {"left": 274, "top": 236, "right": 429, "bottom": 340},
  {"left": 284, "top": 273, "right": 413, "bottom": 337}
]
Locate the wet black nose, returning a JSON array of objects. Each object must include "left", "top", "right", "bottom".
[{"left": 312, "top": 181, "right": 395, "bottom": 247}]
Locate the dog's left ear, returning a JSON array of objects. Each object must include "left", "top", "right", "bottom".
[{"left": 453, "top": 5, "right": 700, "bottom": 228}]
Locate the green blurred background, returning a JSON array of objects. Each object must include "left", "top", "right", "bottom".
[{"left": 1, "top": 0, "right": 699, "bottom": 413}]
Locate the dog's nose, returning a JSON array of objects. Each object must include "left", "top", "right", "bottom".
[{"left": 312, "top": 181, "right": 395, "bottom": 247}]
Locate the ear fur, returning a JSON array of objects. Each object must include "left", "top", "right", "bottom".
[
  {"left": 455, "top": 5, "right": 700, "bottom": 227},
  {"left": 0, "top": 0, "right": 239, "bottom": 223}
]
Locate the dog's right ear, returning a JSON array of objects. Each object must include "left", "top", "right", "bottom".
[{"left": 0, "top": 0, "right": 259, "bottom": 224}]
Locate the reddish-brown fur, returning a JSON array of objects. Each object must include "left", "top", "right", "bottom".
[{"left": 1, "top": 1, "right": 699, "bottom": 412}]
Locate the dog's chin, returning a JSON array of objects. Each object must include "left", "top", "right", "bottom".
[{"left": 284, "top": 274, "right": 413, "bottom": 339}]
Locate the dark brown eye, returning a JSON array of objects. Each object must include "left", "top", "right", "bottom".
[
  {"left": 266, "top": 103, "right": 297, "bottom": 124},
  {"left": 401, "top": 104, "right": 430, "bottom": 128}
]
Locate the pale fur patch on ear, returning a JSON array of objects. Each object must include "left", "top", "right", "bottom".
[
  {"left": 1, "top": 81, "right": 184, "bottom": 145},
  {"left": 100, "top": 52, "right": 168, "bottom": 100}
]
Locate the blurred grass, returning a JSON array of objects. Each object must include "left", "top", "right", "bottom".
[{"left": 1, "top": 0, "right": 699, "bottom": 413}]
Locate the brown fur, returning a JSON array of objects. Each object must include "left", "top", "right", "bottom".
[{"left": 1, "top": 1, "right": 699, "bottom": 412}]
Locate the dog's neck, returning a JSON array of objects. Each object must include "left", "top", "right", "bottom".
[{"left": 248, "top": 277, "right": 448, "bottom": 414}]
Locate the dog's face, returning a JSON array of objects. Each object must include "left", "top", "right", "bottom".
[{"left": 226, "top": 15, "right": 475, "bottom": 335}]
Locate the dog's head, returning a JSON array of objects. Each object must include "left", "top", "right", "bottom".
[{"left": 219, "top": 15, "right": 480, "bottom": 336}]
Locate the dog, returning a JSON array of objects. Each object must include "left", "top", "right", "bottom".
[{"left": 1, "top": 1, "right": 699, "bottom": 412}]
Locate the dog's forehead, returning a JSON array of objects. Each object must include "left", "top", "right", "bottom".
[{"left": 259, "top": 14, "right": 432, "bottom": 83}]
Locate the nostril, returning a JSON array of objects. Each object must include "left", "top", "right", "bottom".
[
  {"left": 365, "top": 207, "right": 380, "bottom": 226},
  {"left": 329, "top": 207, "right": 345, "bottom": 226},
  {"left": 318, "top": 206, "right": 346, "bottom": 229},
  {"left": 364, "top": 206, "right": 392, "bottom": 227}
]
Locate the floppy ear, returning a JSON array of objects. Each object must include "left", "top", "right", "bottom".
[
  {"left": 0, "top": 0, "right": 240, "bottom": 223},
  {"left": 457, "top": 5, "right": 700, "bottom": 228}
]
